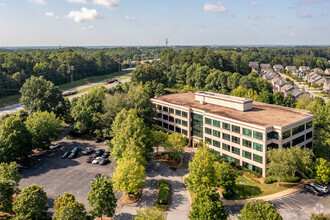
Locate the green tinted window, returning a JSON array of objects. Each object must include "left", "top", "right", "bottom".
[
  {"left": 306, "top": 121, "right": 313, "bottom": 129},
  {"left": 253, "top": 154, "right": 263, "bottom": 164},
  {"left": 175, "top": 118, "right": 181, "bottom": 124},
  {"left": 213, "top": 130, "right": 220, "bottom": 138},
  {"left": 232, "top": 146, "right": 240, "bottom": 155},
  {"left": 253, "top": 131, "right": 263, "bottom": 140},
  {"left": 253, "top": 142, "right": 263, "bottom": 152},
  {"left": 157, "top": 105, "right": 162, "bottom": 110},
  {"left": 232, "top": 136, "right": 240, "bottom": 144},
  {"left": 222, "top": 143, "right": 230, "bottom": 151},
  {"left": 182, "top": 120, "right": 188, "bottom": 127},
  {"left": 283, "top": 130, "right": 291, "bottom": 139},
  {"left": 213, "top": 140, "right": 220, "bottom": 148},
  {"left": 243, "top": 139, "right": 252, "bottom": 148},
  {"left": 175, "top": 110, "right": 181, "bottom": 116},
  {"left": 163, "top": 106, "right": 168, "bottom": 112},
  {"left": 222, "top": 122, "right": 230, "bottom": 130},
  {"left": 223, "top": 133, "right": 230, "bottom": 141},
  {"left": 292, "top": 124, "right": 305, "bottom": 136},
  {"left": 169, "top": 108, "right": 174, "bottom": 114},
  {"left": 242, "top": 150, "right": 251, "bottom": 159},
  {"left": 232, "top": 125, "right": 240, "bottom": 134},
  {"left": 205, "top": 118, "right": 212, "bottom": 125},
  {"left": 213, "top": 120, "right": 220, "bottom": 127},
  {"left": 205, "top": 137, "right": 212, "bottom": 145},
  {"left": 243, "top": 128, "right": 252, "bottom": 137},
  {"left": 182, "top": 111, "right": 188, "bottom": 118},
  {"left": 205, "top": 127, "right": 212, "bottom": 135}
]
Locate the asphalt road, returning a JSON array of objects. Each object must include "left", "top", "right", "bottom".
[
  {"left": 0, "top": 73, "right": 131, "bottom": 117},
  {"left": 226, "top": 190, "right": 330, "bottom": 219},
  {"left": 18, "top": 138, "right": 120, "bottom": 214}
]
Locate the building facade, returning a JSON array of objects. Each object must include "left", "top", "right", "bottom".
[{"left": 151, "top": 92, "right": 314, "bottom": 177}]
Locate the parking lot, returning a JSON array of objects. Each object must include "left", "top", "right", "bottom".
[
  {"left": 18, "top": 137, "right": 120, "bottom": 211},
  {"left": 226, "top": 190, "right": 330, "bottom": 219}
]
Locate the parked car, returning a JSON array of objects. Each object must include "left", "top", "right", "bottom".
[
  {"left": 99, "top": 158, "right": 109, "bottom": 165},
  {"left": 61, "top": 152, "right": 70, "bottom": 159},
  {"left": 68, "top": 151, "right": 78, "bottom": 159},
  {"left": 92, "top": 157, "right": 103, "bottom": 164},
  {"left": 82, "top": 147, "right": 94, "bottom": 155},
  {"left": 94, "top": 149, "right": 105, "bottom": 157},
  {"left": 304, "top": 184, "right": 323, "bottom": 196},
  {"left": 50, "top": 143, "right": 61, "bottom": 150},
  {"left": 72, "top": 147, "right": 80, "bottom": 153},
  {"left": 310, "top": 182, "right": 328, "bottom": 194},
  {"left": 101, "top": 151, "right": 110, "bottom": 158},
  {"left": 86, "top": 156, "right": 95, "bottom": 163}
]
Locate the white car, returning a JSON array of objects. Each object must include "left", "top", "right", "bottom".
[
  {"left": 92, "top": 157, "right": 103, "bottom": 164},
  {"left": 310, "top": 182, "right": 328, "bottom": 194},
  {"left": 50, "top": 143, "right": 61, "bottom": 150}
]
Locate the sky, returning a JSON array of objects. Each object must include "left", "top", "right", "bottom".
[{"left": 0, "top": 0, "right": 329, "bottom": 46}]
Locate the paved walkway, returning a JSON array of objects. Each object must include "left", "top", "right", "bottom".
[{"left": 115, "top": 152, "right": 193, "bottom": 220}]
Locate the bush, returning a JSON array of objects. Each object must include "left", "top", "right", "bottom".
[
  {"left": 236, "top": 165, "right": 243, "bottom": 170},
  {"left": 244, "top": 172, "right": 260, "bottom": 184},
  {"left": 242, "top": 168, "right": 261, "bottom": 178},
  {"left": 282, "top": 176, "right": 300, "bottom": 183},
  {"left": 229, "top": 161, "right": 236, "bottom": 167},
  {"left": 222, "top": 190, "right": 234, "bottom": 200},
  {"left": 158, "top": 180, "right": 169, "bottom": 205},
  {"left": 219, "top": 158, "right": 227, "bottom": 163},
  {"left": 264, "top": 177, "right": 276, "bottom": 184}
]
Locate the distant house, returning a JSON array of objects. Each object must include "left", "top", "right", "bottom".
[
  {"left": 298, "top": 66, "right": 311, "bottom": 73},
  {"left": 285, "top": 66, "right": 298, "bottom": 74},
  {"left": 273, "top": 65, "right": 284, "bottom": 73},
  {"left": 260, "top": 64, "right": 271, "bottom": 70},
  {"left": 325, "top": 68, "right": 330, "bottom": 75},
  {"left": 312, "top": 68, "right": 323, "bottom": 74},
  {"left": 306, "top": 72, "right": 326, "bottom": 86},
  {"left": 285, "top": 88, "right": 304, "bottom": 99},
  {"left": 249, "top": 62, "right": 259, "bottom": 72},
  {"left": 323, "top": 80, "right": 330, "bottom": 94}
]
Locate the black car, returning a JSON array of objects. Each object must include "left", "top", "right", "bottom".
[
  {"left": 68, "top": 151, "right": 78, "bottom": 159},
  {"left": 61, "top": 152, "right": 70, "bottom": 159},
  {"left": 82, "top": 147, "right": 94, "bottom": 155},
  {"left": 72, "top": 147, "right": 80, "bottom": 153},
  {"left": 101, "top": 151, "right": 110, "bottom": 158},
  {"left": 94, "top": 149, "right": 105, "bottom": 157},
  {"left": 304, "top": 184, "right": 323, "bottom": 196},
  {"left": 99, "top": 158, "right": 109, "bottom": 165},
  {"left": 86, "top": 156, "right": 95, "bottom": 163}
]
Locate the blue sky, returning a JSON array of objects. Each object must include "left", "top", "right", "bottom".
[{"left": 0, "top": 0, "right": 329, "bottom": 46}]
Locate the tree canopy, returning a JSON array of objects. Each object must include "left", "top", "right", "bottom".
[
  {"left": 53, "top": 192, "right": 86, "bottom": 220},
  {"left": 238, "top": 200, "right": 282, "bottom": 220}
]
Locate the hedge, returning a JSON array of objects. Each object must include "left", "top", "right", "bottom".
[
  {"left": 264, "top": 176, "right": 300, "bottom": 184},
  {"left": 158, "top": 180, "right": 169, "bottom": 205}
]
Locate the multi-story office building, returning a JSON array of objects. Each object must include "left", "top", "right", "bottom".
[{"left": 151, "top": 91, "right": 314, "bottom": 177}]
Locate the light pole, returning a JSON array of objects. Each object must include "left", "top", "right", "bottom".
[{"left": 70, "top": 65, "right": 74, "bottom": 83}]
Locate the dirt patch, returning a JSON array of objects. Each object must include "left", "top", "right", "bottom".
[{"left": 119, "top": 188, "right": 142, "bottom": 204}]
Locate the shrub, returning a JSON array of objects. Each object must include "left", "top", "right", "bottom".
[
  {"left": 219, "top": 158, "right": 227, "bottom": 163},
  {"left": 281, "top": 176, "right": 300, "bottom": 183},
  {"left": 242, "top": 168, "right": 261, "bottom": 178},
  {"left": 264, "top": 177, "right": 276, "bottom": 184},
  {"left": 229, "top": 161, "right": 236, "bottom": 167},
  {"left": 236, "top": 165, "right": 243, "bottom": 170},
  {"left": 158, "top": 180, "right": 169, "bottom": 205},
  {"left": 222, "top": 190, "right": 234, "bottom": 200}
]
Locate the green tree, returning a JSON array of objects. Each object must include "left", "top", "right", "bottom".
[
  {"left": 288, "top": 146, "right": 314, "bottom": 177},
  {"left": 189, "top": 189, "right": 228, "bottom": 220},
  {"left": 231, "top": 86, "right": 246, "bottom": 97},
  {"left": 238, "top": 200, "right": 282, "bottom": 220},
  {"left": 70, "top": 88, "right": 105, "bottom": 135},
  {"left": 53, "top": 192, "right": 86, "bottom": 220},
  {"left": 314, "top": 158, "right": 330, "bottom": 184},
  {"left": 87, "top": 174, "right": 117, "bottom": 219},
  {"left": 273, "top": 92, "right": 285, "bottom": 106},
  {"left": 0, "top": 116, "right": 32, "bottom": 162},
  {"left": 283, "top": 94, "right": 297, "bottom": 108},
  {"left": 13, "top": 184, "right": 48, "bottom": 220},
  {"left": 185, "top": 145, "right": 216, "bottom": 192},
  {"left": 310, "top": 213, "right": 330, "bottom": 220},
  {"left": 113, "top": 156, "right": 146, "bottom": 195},
  {"left": 109, "top": 109, "right": 152, "bottom": 160},
  {"left": 164, "top": 133, "right": 187, "bottom": 161},
  {"left": 151, "top": 129, "right": 168, "bottom": 155},
  {"left": 267, "top": 148, "right": 291, "bottom": 185},
  {"left": 215, "top": 162, "right": 237, "bottom": 192},
  {"left": 0, "top": 162, "right": 22, "bottom": 194},
  {"left": 134, "top": 207, "right": 166, "bottom": 220},
  {"left": 0, "top": 179, "right": 14, "bottom": 214},
  {"left": 20, "top": 76, "right": 69, "bottom": 118},
  {"left": 25, "top": 111, "right": 62, "bottom": 149}
]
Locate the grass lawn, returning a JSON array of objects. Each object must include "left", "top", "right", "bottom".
[
  {"left": 227, "top": 175, "right": 299, "bottom": 200},
  {"left": 0, "top": 94, "right": 21, "bottom": 108}
]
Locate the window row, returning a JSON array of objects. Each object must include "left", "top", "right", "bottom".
[
  {"left": 157, "top": 120, "right": 187, "bottom": 135},
  {"left": 283, "top": 121, "right": 312, "bottom": 140},
  {"left": 222, "top": 144, "right": 263, "bottom": 164},
  {"left": 158, "top": 113, "right": 188, "bottom": 127},
  {"left": 156, "top": 105, "right": 188, "bottom": 118},
  {"left": 221, "top": 154, "right": 263, "bottom": 175}
]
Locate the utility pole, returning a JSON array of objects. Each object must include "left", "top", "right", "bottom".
[{"left": 70, "top": 65, "right": 74, "bottom": 83}]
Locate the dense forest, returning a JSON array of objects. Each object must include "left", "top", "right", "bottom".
[{"left": 1, "top": 46, "right": 330, "bottom": 98}]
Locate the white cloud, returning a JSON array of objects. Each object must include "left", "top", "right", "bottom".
[
  {"left": 45, "top": 12, "right": 60, "bottom": 20},
  {"left": 300, "top": 12, "right": 311, "bottom": 17},
  {"left": 68, "top": 7, "right": 102, "bottom": 23},
  {"left": 28, "top": 0, "right": 46, "bottom": 5},
  {"left": 250, "top": 1, "right": 258, "bottom": 6},
  {"left": 125, "top": 16, "right": 135, "bottom": 21},
  {"left": 93, "top": 0, "right": 119, "bottom": 9},
  {"left": 204, "top": 1, "right": 228, "bottom": 13},
  {"left": 82, "top": 25, "right": 94, "bottom": 30},
  {"left": 248, "top": 14, "right": 260, "bottom": 19},
  {"left": 67, "top": 0, "right": 88, "bottom": 3},
  {"left": 289, "top": 33, "right": 295, "bottom": 37},
  {"left": 181, "top": 8, "right": 187, "bottom": 13},
  {"left": 266, "top": 13, "right": 274, "bottom": 18},
  {"left": 0, "top": 2, "right": 6, "bottom": 6}
]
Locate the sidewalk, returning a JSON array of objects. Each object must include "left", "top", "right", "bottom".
[{"left": 222, "top": 180, "right": 312, "bottom": 206}]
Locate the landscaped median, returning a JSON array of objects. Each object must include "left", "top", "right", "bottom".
[{"left": 155, "top": 179, "right": 170, "bottom": 211}]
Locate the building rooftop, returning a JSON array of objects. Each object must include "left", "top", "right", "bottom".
[{"left": 152, "top": 92, "right": 312, "bottom": 128}]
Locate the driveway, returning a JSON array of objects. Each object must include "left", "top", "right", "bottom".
[
  {"left": 115, "top": 152, "right": 193, "bottom": 220},
  {"left": 18, "top": 137, "right": 119, "bottom": 213},
  {"left": 226, "top": 190, "right": 330, "bottom": 219}
]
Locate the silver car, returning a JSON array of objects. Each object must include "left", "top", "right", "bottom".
[{"left": 310, "top": 182, "right": 328, "bottom": 194}]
